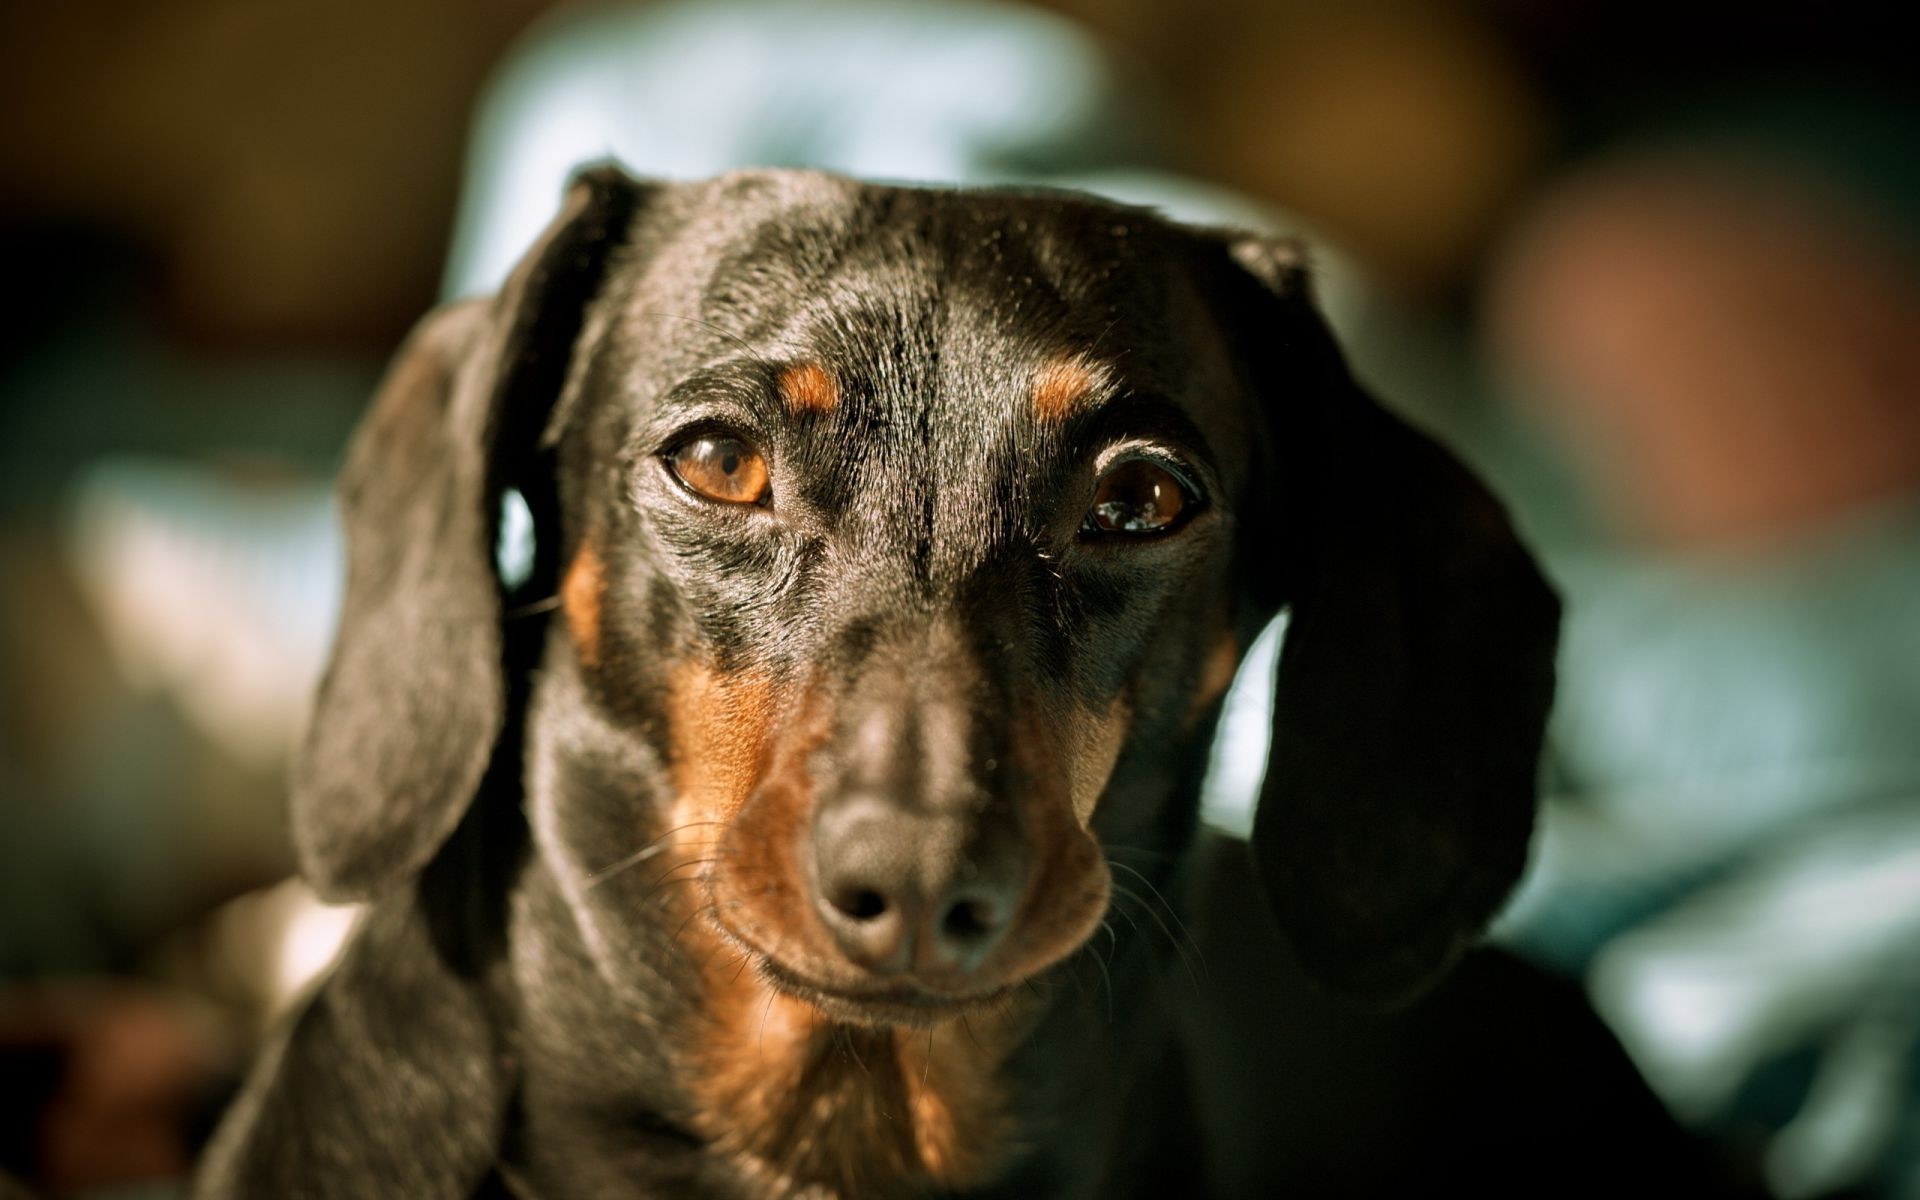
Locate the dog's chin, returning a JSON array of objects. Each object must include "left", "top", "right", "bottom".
[{"left": 751, "top": 955, "right": 1021, "bottom": 1031}]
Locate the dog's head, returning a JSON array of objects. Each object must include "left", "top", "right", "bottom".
[{"left": 293, "top": 167, "right": 1556, "bottom": 1017}]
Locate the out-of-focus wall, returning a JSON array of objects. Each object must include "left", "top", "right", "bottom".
[{"left": 0, "top": 0, "right": 560, "bottom": 347}]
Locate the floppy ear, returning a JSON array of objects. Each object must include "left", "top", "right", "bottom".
[
  {"left": 292, "top": 166, "right": 648, "bottom": 901},
  {"left": 1216, "top": 234, "right": 1560, "bottom": 1005}
]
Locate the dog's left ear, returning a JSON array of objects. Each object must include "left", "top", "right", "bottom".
[
  {"left": 292, "top": 167, "right": 649, "bottom": 902},
  {"left": 1203, "top": 232, "right": 1560, "bottom": 1006}
]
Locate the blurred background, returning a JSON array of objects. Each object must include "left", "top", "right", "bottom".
[{"left": 3, "top": 0, "right": 1917, "bottom": 1195}]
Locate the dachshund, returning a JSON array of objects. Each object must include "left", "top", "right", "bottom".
[{"left": 192, "top": 166, "right": 1694, "bottom": 1199}]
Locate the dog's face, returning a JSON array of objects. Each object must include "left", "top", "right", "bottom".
[
  {"left": 539, "top": 173, "right": 1268, "bottom": 1023},
  {"left": 292, "top": 168, "right": 1557, "bottom": 1025}
]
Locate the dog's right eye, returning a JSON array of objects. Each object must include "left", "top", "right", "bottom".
[{"left": 667, "top": 435, "right": 771, "bottom": 505}]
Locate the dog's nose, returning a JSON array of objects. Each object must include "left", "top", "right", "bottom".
[{"left": 811, "top": 793, "right": 1029, "bottom": 978}]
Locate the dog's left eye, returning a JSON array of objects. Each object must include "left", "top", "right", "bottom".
[
  {"left": 1083, "top": 459, "right": 1193, "bottom": 536},
  {"left": 668, "top": 435, "right": 771, "bottom": 505}
]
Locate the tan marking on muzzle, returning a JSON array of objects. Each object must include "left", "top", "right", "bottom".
[
  {"left": 664, "top": 662, "right": 780, "bottom": 831},
  {"left": 1191, "top": 630, "right": 1241, "bottom": 721},
  {"left": 562, "top": 541, "right": 604, "bottom": 667},
  {"left": 668, "top": 683, "right": 1024, "bottom": 1193},
  {"left": 1070, "top": 694, "right": 1133, "bottom": 825}
]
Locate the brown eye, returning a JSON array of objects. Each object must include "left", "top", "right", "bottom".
[
  {"left": 1085, "top": 459, "right": 1190, "bottom": 535},
  {"left": 668, "top": 435, "right": 770, "bottom": 505}
]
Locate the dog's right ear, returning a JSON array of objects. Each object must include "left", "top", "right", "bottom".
[{"left": 292, "top": 166, "right": 649, "bottom": 902}]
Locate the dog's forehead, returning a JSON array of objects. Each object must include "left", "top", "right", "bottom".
[{"left": 615, "top": 172, "right": 1236, "bottom": 421}]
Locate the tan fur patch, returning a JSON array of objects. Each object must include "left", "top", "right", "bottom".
[
  {"left": 1069, "top": 694, "right": 1133, "bottom": 826},
  {"left": 680, "top": 933, "right": 1023, "bottom": 1197},
  {"left": 1031, "top": 355, "right": 1107, "bottom": 422},
  {"left": 1191, "top": 630, "right": 1241, "bottom": 721},
  {"left": 896, "top": 1008, "right": 1024, "bottom": 1182},
  {"left": 778, "top": 361, "right": 840, "bottom": 415},
  {"left": 561, "top": 541, "right": 604, "bottom": 667},
  {"left": 700, "top": 713, "right": 824, "bottom": 977},
  {"left": 664, "top": 663, "right": 780, "bottom": 832}
]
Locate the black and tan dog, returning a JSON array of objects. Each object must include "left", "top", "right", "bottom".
[{"left": 193, "top": 166, "right": 1671, "bottom": 1198}]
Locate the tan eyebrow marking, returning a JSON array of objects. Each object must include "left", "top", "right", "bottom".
[
  {"left": 1030, "top": 355, "right": 1110, "bottom": 422},
  {"left": 778, "top": 361, "right": 840, "bottom": 415}
]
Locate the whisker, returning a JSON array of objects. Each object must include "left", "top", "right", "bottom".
[
  {"left": 1085, "top": 938, "right": 1115, "bottom": 1023},
  {"left": 1110, "top": 882, "right": 1204, "bottom": 994},
  {"left": 504, "top": 594, "right": 562, "bottom": 619},
  {"left": 1107, "top": 859, "right": 1204, "bottom": 978},
  {"left": 582, "top": 842, "right": 673, "bottom": 887},
  {"left": 670, "top": 900, "right": 717, "bottom": 944},
  {"left": 756, "top": 985, "right": 778, "bottom": 1057},
  {"left": 702, "top": 939, "right": 746, "bottom": 977},
  {"left": 629, "top": 859, "right": 713, "bottom": 907},
  {"left": 844, "top": 1026, "right": 874, "bottom": 1081},
  {"left": 1104, "top": 890, "right": 1144, "bottom": 940},
  {"left": 1093, "top": 918, "right": 1119, "bottom": 977},
  {"left": 581, "top": 821, "right": 723, "bottom": 889},
  {"left": 1102, "top": 844, "right": 1175, "bottom": 863}
]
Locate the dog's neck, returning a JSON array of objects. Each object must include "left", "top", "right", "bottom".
[{"left": 502, "top": 856, "right": 1164, "bottom": 1199}]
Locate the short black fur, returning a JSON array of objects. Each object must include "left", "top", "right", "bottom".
[{"left": 197, "top": 168, "right": 1729, "bottom": 1200}]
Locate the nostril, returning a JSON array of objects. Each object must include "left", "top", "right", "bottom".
[
  {"left": 939, "top": 897, "right": 997, "bottom": 943},
  {"left": 818, "top": 879, "right": 911, "bottom": 974},
  {"left": 833, "top": 886, "right": 890, "bottom": 923}
]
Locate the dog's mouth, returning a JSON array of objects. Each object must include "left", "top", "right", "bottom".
[
  {"left": 702, "top": 905, "right": 1031, "bottom": 1028},
  {"left": 749, "top": 955, "right": 1021, "bottom": 1029}
]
